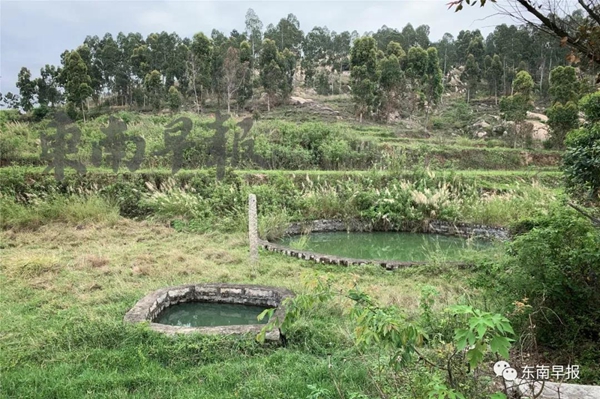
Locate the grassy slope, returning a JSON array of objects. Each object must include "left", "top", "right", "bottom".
[
  {"left": 0, "top": 96, "right": 566, "bottom": 397},
  {"left": 0, "top": 220, "right": 482, "bottom": 398}
]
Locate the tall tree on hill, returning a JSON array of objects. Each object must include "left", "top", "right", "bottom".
[
  {"left": 98, "top": 33, "right": 120, "bottom": 101},
  {"left": 500, "top": 70, "right": 535, "bottom": 147},
  {"left": 210, "top": 29, "right": 229, "bottom": 107},
  {"left": 436, "top": 33, "right": 456, "bottom": 75},
  {"left": 302, "top": 26, "right": 332, "bottom": 87},
  {"left": 484, "top": 54, "right": 504, "bottom": 104},
  {"left": 467, "top": 36, "right": 485, "bottom": 66},
  {"left": 260, "top": 39, "right": 283, "bottom": 112},
  {"left": 350, "top": 36, "right": 379, "bottom": 122},
  {"left": 330, "top": 31, "right": 352, "bottom": 93},
  {"left": 79, "top": 39, "right": 104, "bottom": 103},
  {"left": 144, "top": 69, "right": 163, "bottom": 112},
  {"left": 62, "top": 50, "right": 93, "bottom": 121},
  {"left": 223, "top": 46, "right": 250, "bottom": 114},
  {"left": 187, "top": 32, "right": 213, "bottom": 113},
  {"left": 115, "top": 32, "right": 144, "bottom": 106},
  {"left": 245, "top": 8, "right": 263, "bottom": 61},
  {"left": 279, "top": 48, "right": 297, "bottom": 102},
  {"left": 378, "top": 52, "right": 404, "bottom": 120},
  {"left": 131, "top": 44, "right": 151, "bottom": 86},
  {"left": 456, "top": 30, "right": 482, "bottom": 62},
  {"left": 16, "top": 67, "right": 36, "bottom": 112},
  {"left": 547, "top": 66, "right": 581, "bottom": 148},
  {"left": 400, "top": 23, "right": 417, "bottom": 49},
  {"left": 549, "top": 66, "right": 580, "bottom": 105},
  {"left": 462, "top": 54, "right": 480, "bottom": 103},
  {"left": 264, "top": 14, "right": 304, "bottom": 54},
  {"left": 451, "top": 0, "right": 600, "bottom": 71},
  {"left": 415, "top": 25, "right": 431, "bottom": 49},
  {"left": 36, "top": 65, "right": 63, "bottom": 107},
  {"left": 423, "top": 47, "right": 444, "bottom": 120},
  {"left": 237, "top": 40, "right": 254, "bottom": 111},
  {"left": 406, "top": 46, "right": 428, "bottom": 113},
  {"left": 373, "top": 25, "right": 404, "bottom": 52}
]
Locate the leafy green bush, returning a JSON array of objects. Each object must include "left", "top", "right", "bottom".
[
  {"left": 493, "top": 208, "right": 600, "bottom": 352},
  {"left": 546, "top": 101, "right": 579, "bottom": 149},
  {"left": 579, "top": 91, "right": 600, "bottom": 123},
  {"left": 564, "top": 116, "right": 600, "bottom": 201}
]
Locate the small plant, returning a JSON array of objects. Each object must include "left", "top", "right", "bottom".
[{"left": 288, "top": 234, "right": 311, "bottom": 250}]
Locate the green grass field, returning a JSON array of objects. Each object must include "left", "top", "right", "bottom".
[{"left": 2, "top": 96, "right": 597, "bottom": 398}]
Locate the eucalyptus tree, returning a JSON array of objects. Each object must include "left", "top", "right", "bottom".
[
  {"left": 36, "top": 65, "right": 63, "bottom": 107},
  {"left": 144, "top": 69, "right": 163, "bottom": 112},
  {"left": 62, "top": 49, "right": 93, "bottom": 120},
  {"left": 547, "top": 66, "right": 581, "bottom": 148},
  {"left": 415, "top": 25, "right": 431, "bottom": 49},
  {"left": 259, "top": 39, "right": 283, "bottom": 111},
  {"left": 210, "top": 29, "right": 229, "bottom": 107},
  {"left": 264, "top": 13, "right": 304, "bottom": 54},
  {"left": 500, "top": 70, "right": 535, "bottom": 147},
  {"left": 378, "top": 53, "right": 404, "bottom": 120},
  {"left": 484, "top": 54, "right": 503, "bottom": 103},
  {"left": 350, "top": 36, "right": 379, "bottom": 122},
  {"left": 245, "top": 8, "right": 263, "bottom": 60},
  {"left": 223, "top": 46, "right": 250, "bottom": 114},
  {"left": 372, "top": 25, "right": 404, "bottom": 52},
  {"left": 16, "top": 67, "right": 36, "bottom": 112},
  {"left": 462, "top": 54, "right": 481, "bottom": 103},
  {"left": 187, "top": 32, "right": 213, "bottom": 113},
  {"left": 435, "top": 33, "right": 457, "bottom": 74},
  {"left": 302, "top": 26, "right": 332, "bottom": 87},
  {"left": 78, "top": 40, "right": 103, "bottom": 103},
  {"left": 423, "top": 47, "right": 444, "bottom": 119}
]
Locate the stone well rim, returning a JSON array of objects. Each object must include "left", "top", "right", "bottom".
[
  {"left": 124, "top": 283, "right": 294, "bottom": 341},
  {"left": 260, "top": 218, "right": 508, "bottom": 270}
]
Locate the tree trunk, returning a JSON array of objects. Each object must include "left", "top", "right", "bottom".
[
  {"left": 267, "top": 95, "right": 270, "bottom": 112},
  {"left": 443, "top": 48, "right": 447, "bottom": 76},
  {"left": 503, "top": 57, "right": 507, "bottom": 96},
  {"left": 81, "top": 101, "right": 86, "bottom": 123},
  {"left": 495, "top": 84, "right": 498, "bottom": 105},
  {"left": 227, "top": 92, "right": 231, "bottom": 115}
]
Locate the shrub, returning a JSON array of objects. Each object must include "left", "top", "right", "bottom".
[
  {"left": 500, "top": 208, "right": 600, "bottom": 350},
  {"left": 546, "top": 101, "right": 579, "bottom": 149},
  {"left": 579, "top": 91, "right": 600, "bottom": 123},
  {"left": 563, "top": 125, "right": 600, "bottom": 201}
]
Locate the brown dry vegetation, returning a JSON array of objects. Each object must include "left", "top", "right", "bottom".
[{"left": 0, "top": 219, "right": 474, "bottom": 316}]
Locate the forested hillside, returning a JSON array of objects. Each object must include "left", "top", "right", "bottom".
[{"left": 3, "top": 8, "right": 593, "bottom": 121}]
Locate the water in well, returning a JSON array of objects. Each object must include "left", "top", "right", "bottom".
[
  {"left": 155, "top": 302, "right": 270, "bottom": 327},
  {"left": 277, "top": 232, "right": 493, "bottom": 261}
]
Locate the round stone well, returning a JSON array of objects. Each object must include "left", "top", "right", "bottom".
[{"left": 124, "top": 283, "right": 294, "bottom": 342}]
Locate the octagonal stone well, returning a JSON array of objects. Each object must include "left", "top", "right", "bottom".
[{"left": 124, "top": 283, "right": 294, "bottom": 342}]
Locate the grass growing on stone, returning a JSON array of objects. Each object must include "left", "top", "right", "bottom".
[{"left": 0, "top": 219, "right": 487, "bottom": 398}]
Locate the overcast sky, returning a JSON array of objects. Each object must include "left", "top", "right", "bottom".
[{"left": 0, "top": 0, "right": 516, "bottom": 97}]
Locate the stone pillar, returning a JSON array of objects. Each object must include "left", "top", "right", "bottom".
[{"left": 248, "top": 194, "right": 258, "bottom": 265}]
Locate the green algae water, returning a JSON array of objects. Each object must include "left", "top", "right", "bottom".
[
  {"left": 277, "top": 232, "right": 492, "bottom": 261},
  {"left": 155, "top": 303, "right": 269, "bottom": 327}
]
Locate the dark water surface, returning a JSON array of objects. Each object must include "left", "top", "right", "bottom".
[
  {"left": 155, "top": 302, "right": 269, "bottom": 327},
  {"left": 277, "top": 232, "right": 492, "bottom": 261}
]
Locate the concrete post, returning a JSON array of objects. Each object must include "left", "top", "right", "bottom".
[{"left": 248, "top": 194, "right": 258, "bottom": 265}]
